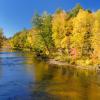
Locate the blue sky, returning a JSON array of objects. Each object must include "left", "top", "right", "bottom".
[{"left": 0, "top": 0, "right": 99, "bottom": 38}]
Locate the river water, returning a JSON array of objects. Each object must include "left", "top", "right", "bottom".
[{"left": 0, "top": 50, "right": 100, "bottom": 100}]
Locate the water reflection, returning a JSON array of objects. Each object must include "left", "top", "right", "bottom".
[
  {"left": 0, "top": 50, "right": 100, "bottom": 100},
  {"left": 26, "top": 60, "right": 100, "bottom": 100}
]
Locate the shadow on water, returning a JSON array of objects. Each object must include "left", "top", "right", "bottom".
[{"left": 0, "top": 49, "right": 100, "bottom": 100}]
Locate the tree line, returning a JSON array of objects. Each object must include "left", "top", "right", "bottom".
[{"left": 10, "top": 4, "right": 100, "bottom": 66}]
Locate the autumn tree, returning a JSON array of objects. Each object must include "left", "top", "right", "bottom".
[
  {"left": 52, "top": 10, "right": 74, "bottom": 59},
  {"left": 52, "top": 10, "right": 67, "bottom": 49},
  {"left": 32, "top": 12, "right": 54, "bottom": 55},
  {"left": 10, "top": 29, "right": 32, "bottom": 50},
  {"left": 92, "top": 10, "right": 100, "bottom": 59},
  {"left": 72, "top": 9, "right": 94, "bottom": 58}
]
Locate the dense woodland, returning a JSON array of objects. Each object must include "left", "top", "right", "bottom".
[{"left": 9, "top": 4, "right": 100, "bottom": 67}]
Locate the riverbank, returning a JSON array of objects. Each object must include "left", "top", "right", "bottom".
[
  {"left": 6, "top": 47, "right": 100, "bottom": 71},
  {"left": 48, "top": 59, "right": 100, "bottom": 71},
  {"left": 15, "top": 50, "right": 100, "bottom": 71}
]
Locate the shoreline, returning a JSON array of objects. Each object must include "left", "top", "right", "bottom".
[
  {"left": 5, "top": 47, "right": 100, "bottom": 71},
  {"left": 48, "top": 59, "right": 100, "bottom": 71}
]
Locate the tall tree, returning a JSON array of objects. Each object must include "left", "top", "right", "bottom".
[
  {"left": 32, "top": 12, "right": 54, "bottom": 55},
  {"left": 72, "top": 9, "right": 94, "bottom": 58},
  {"left": 52, "top": 10, "right": 67, "bottom": 49},
  {"left": 92, "top": 10, "right": 100, "bottom": 59}
]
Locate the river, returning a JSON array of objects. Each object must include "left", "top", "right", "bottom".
[{"left": 0, "top": 49, "right": 100, "bottom": 100}]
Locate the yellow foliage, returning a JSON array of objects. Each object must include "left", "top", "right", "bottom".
[
  {"left": 92, "top": 10, "right": 100, "bottom": 58},
  {"left": 71, "top": 9, "right": 94, "bottom": 55},
  {"left": 52, "top": 11, "right": 67, "bottom": 48}
]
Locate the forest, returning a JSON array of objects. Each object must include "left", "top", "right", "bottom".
[{"left": 5, "top": 4, "right": 100, "bottom": 67}]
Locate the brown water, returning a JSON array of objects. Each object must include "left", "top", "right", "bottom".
[{"left": 0, "top": 50, "right": 100, "bottom": 100}]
